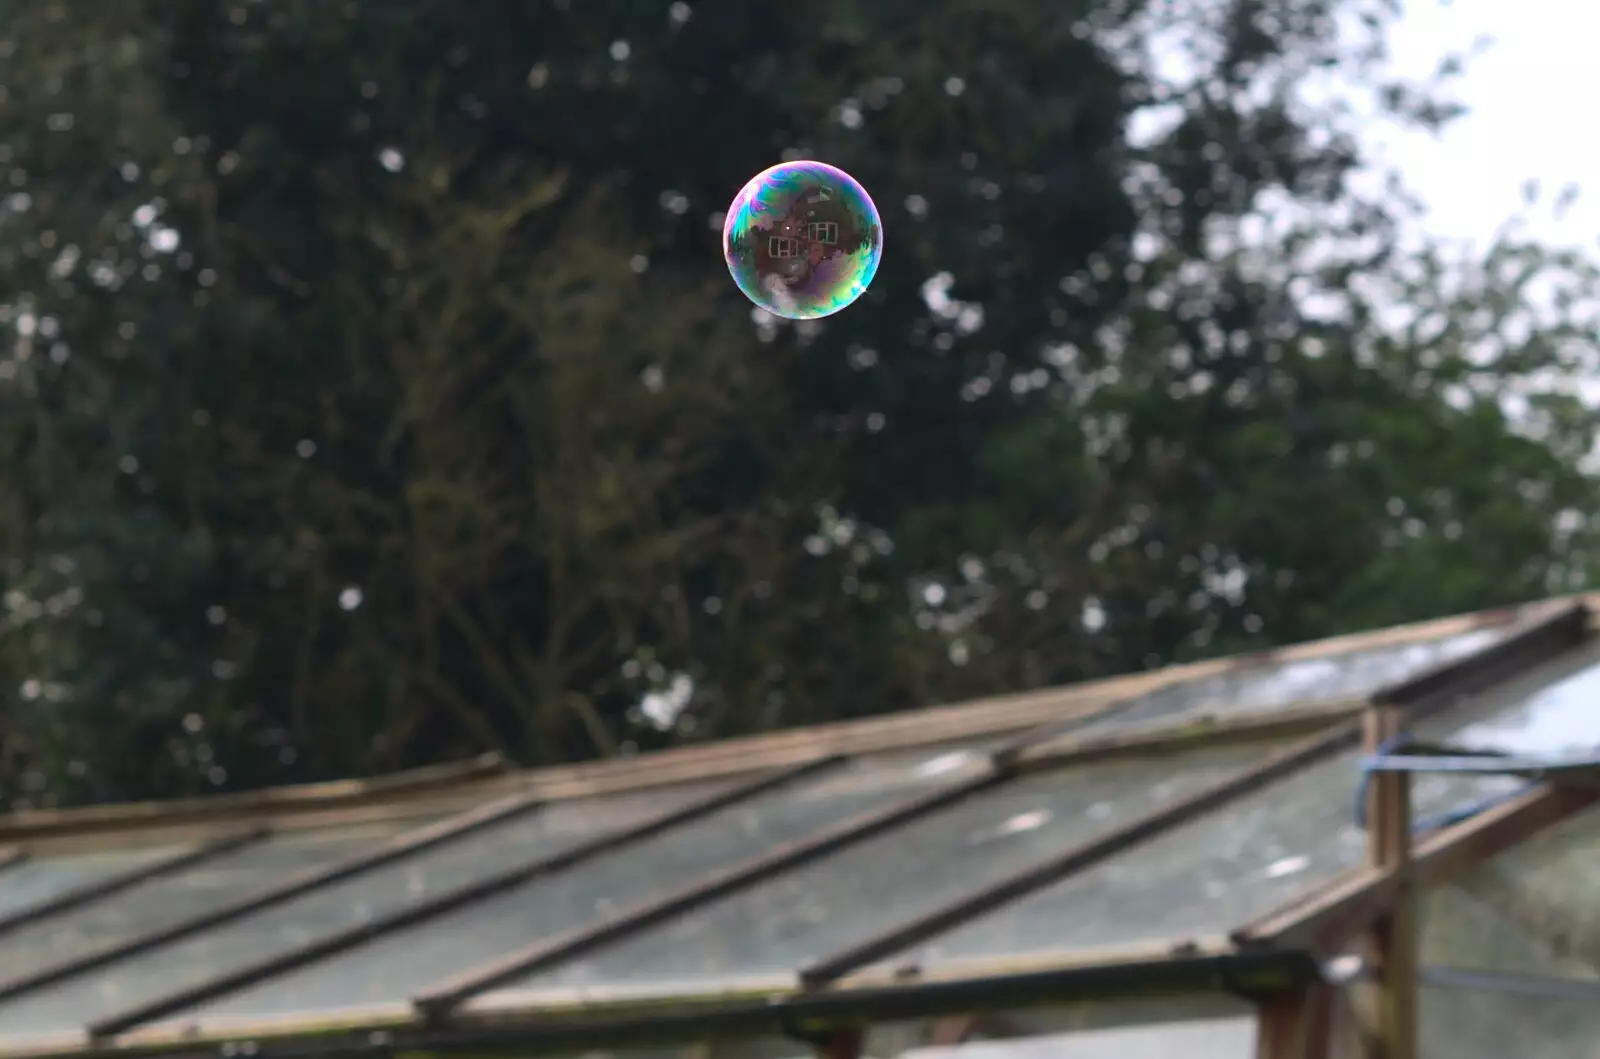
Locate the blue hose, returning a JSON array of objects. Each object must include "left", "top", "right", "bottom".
[{"left": 1353, "top": 733, "right": 1540, "bottom": 835}]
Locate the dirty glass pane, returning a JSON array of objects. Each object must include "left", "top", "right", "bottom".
[
  {"left": 863, "top": 642, "right": 1600, "bottom": 967},
  {"left": 0, "top": 845, "right": 185, "bottom": 920},
  {"left": 479, "top": 741, "right": 1280, "bottom": 997},
  {"left": 1422, "top": 885, "right": 1599, "bottom": 980},
  {"left": 1421, "top": 801, "right": 1600, "bottom": 979},
  {"left": 0, "top": 819, "right": 409, "bottom": 986},
  {"left": 155, "top": 748, "right": 986, "bottom": 1025},
  {"left": 900, "top": 1021, "right": 1254, "bottom": 1059},
  {"left": 1420, "top": 982, "right": 1600, "bottom": 1059},
  {"left": 1056, "top": 625, "right": 1505, "bottom": 742},
  {"left": 0, "top": 781, "right": 734, "bottom": 1035},
  {"left": 864, "top": 998, "right": 1254, "bottom": 1059}
]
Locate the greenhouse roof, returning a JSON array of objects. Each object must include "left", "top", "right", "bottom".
[{"left": 1, "top": 594, "right": 1599, "bottom": 1058}]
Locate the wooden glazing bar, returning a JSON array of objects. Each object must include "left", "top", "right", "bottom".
[
  {"left": 0, "top": 753, "right": 509, "bottom": 847},
  {"left": 85, "top": 755, "right": 847, "bottom": 1037},
  {"left": 797, "top": 726, "right": 1359, "bottom": 988},
  {"left": 795, "top": 601, "right": 1590, "bottom": 989},
  {"left": 1006, "top": 698, "right": 1365, "bottom": 773},
  {"left": 1236, "top": 607, "right": 1599, "bottom": 957},
  {"left": 408, "top": 769, "right": 1012, "bottom": 1017},
  {"left": 0, "top": 780, "right": 564, "bottom": 1002},
  {"left": 0, "top": 826, "right": 269, "bottom": 939},
  {"left": 1237, "top": 782, "right": 1600, "bottom": 958}
]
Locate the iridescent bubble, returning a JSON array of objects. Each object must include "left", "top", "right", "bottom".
[{"left": 722, "top": 160, "right": 883, "bottom": 321}]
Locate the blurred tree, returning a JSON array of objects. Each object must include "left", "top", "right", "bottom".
[{"left": 0, "top": 0, "right": 1594, "bottom": 807}]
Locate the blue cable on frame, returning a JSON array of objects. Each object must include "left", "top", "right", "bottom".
[{"left": 1353, "top": 733, "right": 1600, "bottom": 835}]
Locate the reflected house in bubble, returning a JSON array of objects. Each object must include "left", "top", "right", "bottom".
[
  {"left": 751, "top": 184, "right": 873, "bottom": 289},
  {"left": 724, "top": 160, "right": 881, "bottom": 320}
]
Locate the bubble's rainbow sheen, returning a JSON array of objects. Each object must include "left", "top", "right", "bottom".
[{"left": 722, "top": 160, "right": 883, "bottom": 321}]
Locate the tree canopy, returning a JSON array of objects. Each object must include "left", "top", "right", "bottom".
[{"left": 0, "top": 0, "right": 1595, "bottom": 808}]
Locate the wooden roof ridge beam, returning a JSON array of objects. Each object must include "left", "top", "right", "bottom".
[
  {"left": 993, "top": 657, "right": 1397, "bottom": 767},
  {"left": 989, "top": 686, "right": 1176, "bottom": 764},
  {"left": 84, "top": 755, "right": 847, "bottom": 1039},
  {"left": 511, "top": 675, "right": 1178, "bottom": 785},
  {"left": 0, "top": 752, "right": 510, "bottom": 846},
  {"left": 1002, "top": 697, "right": 1368, "bottom": 772},
  {"left": 1371, "top": 600, "right": 1590, "bottom": 713},
  {"left": 0, "top": 827, "right": 270, "bottom": 940},
  {"left": 2, "top": 597, "right": 1566, "bottom": 850},
  {"left": 792, "top": 602, "right": 1589, "bottom": 989},
  {"left": 347, "top": 752, "right": 511, "bottom": 793},
  {"left": 994, "top": 599, "right": 1583, "bottom": 771},
  {"left": 0, "top": 685, "right": 1157, "bottom": 850},
  {"left": 0, "top": 846, "right": 27, "bottom": 875}
]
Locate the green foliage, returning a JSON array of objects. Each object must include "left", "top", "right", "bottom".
[{"left": 0, "top": 0, "right": 1595, "bottom": 808}]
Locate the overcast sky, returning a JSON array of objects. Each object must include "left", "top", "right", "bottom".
[{"left": 1379, "top": 0, "right": 1595, "bottom": 252}]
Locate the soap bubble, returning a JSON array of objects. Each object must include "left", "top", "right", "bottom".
[{"left": 722, "top": 160, "right": 883, "bottom": 320}]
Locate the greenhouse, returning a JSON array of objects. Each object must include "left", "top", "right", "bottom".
[{"left": 1, "top": 596, "right": 1598, "bottom": 1059}]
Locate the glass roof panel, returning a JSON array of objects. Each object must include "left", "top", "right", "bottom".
[
  {"left": 0, "top": 845, "right": 185, "bottom": 920},
  {"left": 1423, "top": 639, "right": 1600, "bottom": 757},
  {"left": 0, "top": 819, "right": 407, "bottom": 985},
  {"left": 1401, "top": 635, "right": 1600, "bottom": 822},
  {"left": 1054, "top": 625, "right": 1504, "bottom": 742},
  {"left": 855, "top": 640, "right": 1600, "bottom": 969},
  {"left": 148, "top": 748, "right": 985, "bottom": 1025},
  {"left": 475, "top": 740, "right": 1281, "bottom": 997},
  {"left": 0, "top": 781, "right": 734, "bottom": 1035}
]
